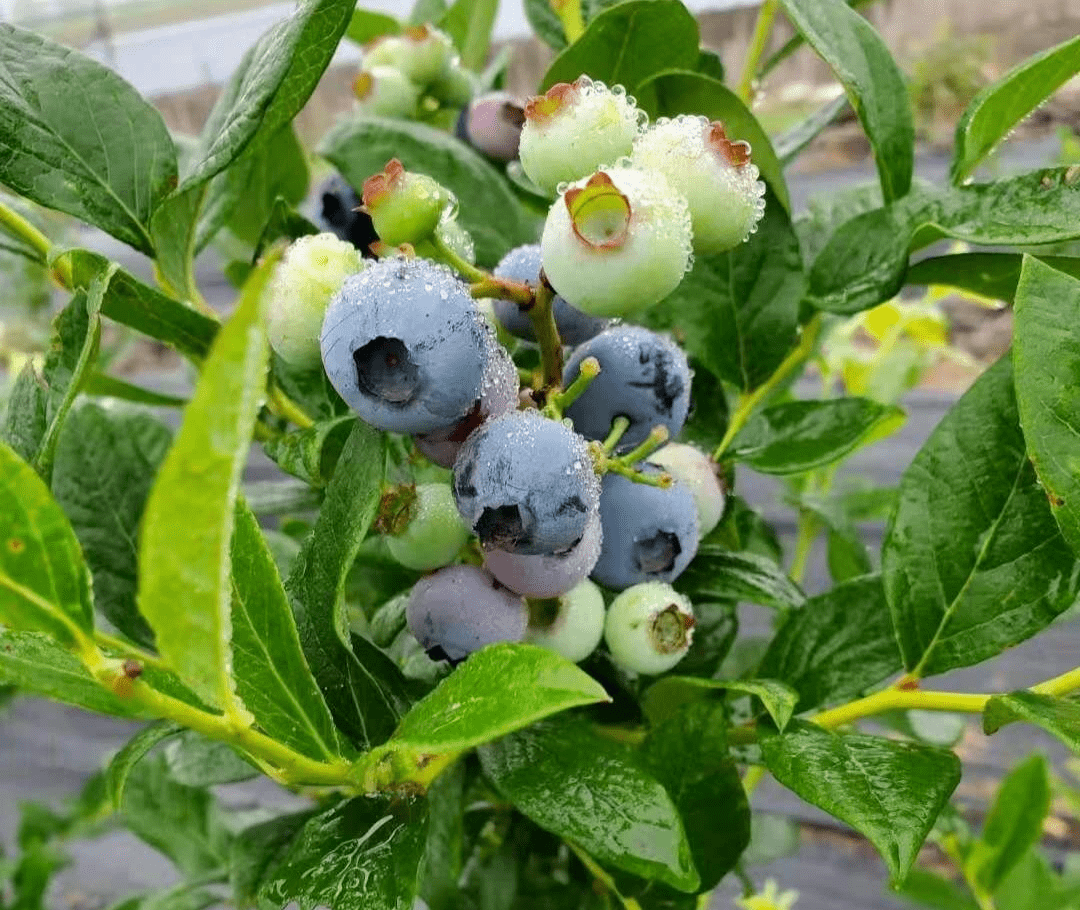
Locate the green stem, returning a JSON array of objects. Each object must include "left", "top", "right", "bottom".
[
  {"left": 737, "top": 0, "right": 780, "bottom": 103},
  {"left": 788, "top": 509, "right": 819, "bottom": 585},
  {"left": 0, "top": 199, "right": 72, "bottom": 287},
  {"left": 567, "top": 843, "right": 642, "bottom": 910},
  {"left": 616, "top": 425, "right": 670, "bottom": 466},
  {"left": 1032, "top": 664, "right": 1080, "bottom": 697},
  {"left": 742, "top": 764, "right": 766, "bottom": 797},
  {"left": 431, "top": 232, "right": 487, "bottom": 283},
  {"left": 550, "top": 355, "right": 600, "bottom": 414},
  {"left": 530, "top": 275, "right": 565, "bottom": 391},
  {"left": 601, "top": 417, "right": 631, "bottom": 454},
  {"left": 93, "top": 630, "right": 170, "bottom": 672},
  {"left": 810, "top": 687, "right": 991, "bottom": 730},
  {"left": 714, "top": 313, "right": 824, "bottom": 461},
  {"left": 266, "top": 387, "right": 315, "bottom": 429},
  {"left": 551, "top": 0, "right": 586, "bottom": 43}
]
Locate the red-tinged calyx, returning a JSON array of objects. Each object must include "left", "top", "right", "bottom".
[
  {"left": 404, "top": 24, "right": 431, "bottom": 43},
  {"left": 524, "top": 80, "right": 580, "bottom": 124},
  {"left": 650, "top": 602, "right": 696, "bottom": 654},
  {"left": 362, "top": 158, "right": 407, "bottom": 211},
  {"left": 565, "top": 172, "right": 632, "bottom": 250},
  {"left": 705, "top": 121, "right": 752, "bottom": 167}
]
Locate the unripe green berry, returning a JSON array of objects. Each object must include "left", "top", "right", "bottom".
[
  {"left": 353, "top": 66, "right": 421, "bottom": 118},
  {"left": 604, "top": 582, "right": 695, "bottom": 675},
  {"left": 365, "top": 26, "right": 454, "bottom": 87},
  {"left": 362, "top": 159, "right": 453, "bottom": 247},
  {"left": 540, "top": 166, "right": 692, "bottom": 317},
  {"left": 519, "top": 77, "right": 644, "bottom": 195},
  {"left": 385, "top": 483, "right": 471, "bottom": 571},
  {"left": 429, "top": 62, "right": 474, "bottom": 107},
  {"left": 525, "top": 579, "right": 606, "bottom": 663},
  {"left": 266, "top": 233, "right": 363, "bottom": 368},
  {"left": 632, "top": 115, "right": 766, "bottom": 253},
  {"left": 647, "top": 443, "right": 726, "bottom": 538}
]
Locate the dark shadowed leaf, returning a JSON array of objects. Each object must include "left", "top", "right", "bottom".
[
  {"left": 230, "top": 810, "right": 315, "bottom": 909},
  {"left": 678, "top": 545, "right": 805, "bottom": 611},
  {"left": 105, "top": 722, "right": 181, "bottom": 809},
  {"left": 905, "top": 253, "right": 1080, "bottom": 304},
  {"left": 162, "top": 732, "right": 259, "bottom": 787},
  {"left": 641, "top": 676, "right": 797, "bottom": 731}
]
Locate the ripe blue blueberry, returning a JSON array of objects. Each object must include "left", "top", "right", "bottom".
[
  {"left": 320, "top": 257, "right": 490, "bottom": 434},
  {"left": 484, "top": 511, "right": 602, "bottom": 598},
  {"left": 563, "top": 325, "right": 691, "bottom": 453},
  {"left": 592, "top": 466, "right": 699, "bottom": 590},
  {"left": 492, "top": 244, "right": 609, "bottom": 346},
  {"left": 406, "top": 564, "right": 528, "bottom": 661},
  {"left": 315, "top": 175, "right": 378, "bottom": 255},
  {"left": 453, "top": 410, "right": 599, "bottom": 556}
]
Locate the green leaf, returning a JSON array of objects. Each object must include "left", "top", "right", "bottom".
[
  {"left": 137, "top": 257, "right": 275, "bottom": 713},
  {"left": 230, "top": 811, "right": 314, "bottom": 910},
  {"left": 262, "top": 415, "right": 356, "bottom": 488},
  {"left": 0, "top": 440, "right": 94, "bottom": 647},
  {"left": 105, "top": 722, "right": 181, "bottom": 809},
  {"left": 230, "top": 502, "right": 342, "bottom": 761},
  {"left": 984, "top": 690, "right": 1080, "bottom": 752},
  {"left": 541, "top": 0, "right": 700, "bottom": 93},
  {"left": 775, "top": 94, "right": 850, "bottom": 166},
  {"left": 83, "top": 373, "right": 188, "bottom": 407},
  {"left": 728, "top": 398, "right": 904, "bottom": 474},
  {"left": 149, "top": 185, "right": 205, "bottom": 302},
  {"left": 444, "top": 0, "right": 499, "bottom": 71},
  {"left": 285, "top": 423, "right": 411, "bottom": 750},
  {"left": 258, "top": 797, "right": 429, "bottom": 910},
  {"left": 951, "top": 35, "right": 1080, "bottom": 184},
  {"left": 1014, "top": 257, "right": 1080, "bottom": 556},
  {"left": 345, "top": 9, "right": 401, "bottom": 45},
  {"left": 419, "top": 762, "right": 465, "bottom": 910},
  {"left": 677, "top": 545, "right": 805, "bottom": 611},
  {"left": 270, "top": 352, "right": 348, "bottom": 423},
  {"left": 778, "top": 0, "right": 913, "bottom": 202},
  {"left": 882, "top": 356, "right": 1080, "bottom": 677},
  {"left": 0, "top": 630, "right": 146, "bottom": 718},
  {"left": 387, "top": 643, "right": 610, "bottom": 755},
  {"left": 965, "top": 755, "right": 1050, "bottom": 894},
  {"left": 122, "top": 754, "right": 233, "bottom": 876},
  {"left": 319, "top": 116, "right": 535, "bottom": 267},
  {"left": 642, "top": 701, "right": 750, "bottom": 891},
  {"left": 253, "top": 198, "right": 321, "bottom": 262},
  {"left": 641, "top": 676, "right": 798, "bottom": 731},
  {"left": 162, "top": 731, "right": 259, "bottom": 786},
  {"left": 896, "top": 869, "right": 981, "bottom": 910},
  {"left": 0, "top": 24, "right": 176, "bottom": 254},
  {"left": 478, "top": 716, "right": 699, "bottom": 892},
  {"left": 0, "top": 364, "right": 47, "bottom": 466},
  {"left": 905, "top": 253, "right": 1080, "bottom": 304},
  {"left": 760, "top": 720, "right": 960, "bottom": 883},
  {"left": 634, "top": 70, "right": 789, "bottom": 213},
  {"left": 52, "top": 405, "right": 172, "bottom": 649},
  {"left": 643, "top": 187, "right": 804, "bottom": 390},
  {"left": 757, "top": 574, "right": 902, "bottom": 711}
]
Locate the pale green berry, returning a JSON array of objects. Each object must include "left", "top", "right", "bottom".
[
  {"left": 386, "top": 483, "right": 471, "bottom": 571},
  {"left": 353, "top": 65, "right": 421, "bottom": 118},
  {"left": 632, "top": 115, "right": 766, "bottom": 253},
  {"left": 518, "top": 77, "right": 644, "bottom": 196},
  {"left": 647, "top": 443, "right": 726, "bottom": 538},
  {"left": 362, "top": 159, "right": 453, "bottom": 247},
  {"left": 266, "top": 233, "right": 363, "bottom": 368},
  {"left": 604, "top": 582, "right": 695, "bottom": 675},
  {"left": 429, "top": 62, "right": 474, "bottom": 107},
  {"left": 540, "top": 166, "right": 692, "bottom": 317},
  {"left": 525, "top": 579, "right": 606, "bottom": 663},
  {"left": 365, "top": 26, "right": 454, "bottom": 87}
]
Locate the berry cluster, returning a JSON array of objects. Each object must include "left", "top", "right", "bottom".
[{"left": 266, "top": 75, "right": 768, "bottom": 675}]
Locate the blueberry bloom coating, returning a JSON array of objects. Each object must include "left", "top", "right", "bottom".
[
  {"left": 564, "top": 325, "right": 691, "bottom": 453},
  {"left": 492, "top": 244, "right": 609, "bottom": 346},
  {"left": 453, "top": 411, "right": 599, "bottom": 557},
  {"left": 321, "top": 258, "right": 490, "bottom": 434},
  {"left": 406, "top": 564, "right": 527, "bottom": 661},
  {"left": 592, "top": 466, "right": 699, "bottom": 590}
]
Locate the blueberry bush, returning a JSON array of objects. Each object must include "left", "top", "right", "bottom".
[{"left": 1, "top": 1, "right": 1080, "bottom": 908}]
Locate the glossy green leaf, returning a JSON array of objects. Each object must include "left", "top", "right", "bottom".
[
  {"left": 262, "top": 415, "right": 356, "bottom": 488},
  {"left": 728, "top": 398, "right": 904, "bottom": 474},
  {"left": 541, "top": 0, "right": 700, "bottom": 93},
  {"left": 905, "top": 253, "right": 1080, "bottom": 303},
  {"left": 419, "top": 762, "right": 465, "bottom": 910},
  {"left": 0, "top": 440, "right": 94, "bottom": 647},
  {"left": 965, "top": 754, "right": 1050, "bottom": 894},
  {"left": 1014, "top": 257, "right": 1080, "bottom": 556},
  {"left": 270, "top": 353, "right": 349, "bottom": 423},
  {"left": 105, "top": 722, "right": 181, "bottom": 809},
  {"left": 444, "top": 0, "right": 499, "bottom": 71},
  {"left": 258, "top": 797, "right": 429, "bottom": 910},
  {"left": 635, "top": 70, "right": 789, "bottom": 212},
  {"left": 643, "top": 188, "right": 804, "bottom": 390},
  {"left": 677, "top": 545, "right": 805, "bottom": 611},
  {"left": 0, "top": 24, "right": 176, "bottom": 254},
  {"left": 52, "top": 405, "right": 172, "bottom": 649},
  {"left": 0, "top": 630, "right": 146, "bottom": 718},
  {"left": 0, "top": 364, "right": 47, "bottom": 466},
  {"left": 778, "top": 0, "right": 912, "bottom": 202},
  {"left": 285, "top": 423, "right": 412, "bottom": 750},
  {"left": 230, "top": 811, "right": 315, "bottom": 910},
  {"left": 882, "top": 357, "right": 1080, "bottom": 677},
  {"left": 478, "top": 716, "right": 699, "bottom": 892},
  {"left": 642, "top": 701, "right": 749, "bottom": 891},
  {"left": 83, "top": 373, "right": 188, "bottom": 407},
  {"left": 230, "top": 502, "right": 342, "bottom": 761},
  {"left": 122, "top": 754, "right": 233, "bottom": 876},
  {"left": 757, "top": 574, "right": 902, "bottom": 711},
  {"left": 345, "top": 9, "right": 400, "bottom": 45},
  {"left": 984, "top": 690, "right": 1080, "bottom": 753},
  {"left": 760, "top": 720, "right": 960, "bottom": 883},
  {"left": 642, "top": 676, "right": 798, "bottom": 731},
  {"left": 951, "top": 35, "right": 1080, "bottom": 184},
  {"left": 388, "top": 643, "right": 610, "bottom": 755},
  {"left": 138, "top": 258, "right": 275, "bottom": 712},
  {"left": 319, "top": 116, "right": 535, "bottom": 267}
]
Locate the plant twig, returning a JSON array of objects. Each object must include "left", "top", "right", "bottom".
[{"left": 737, "top": 0, "right": 780, "bottom": 103}]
